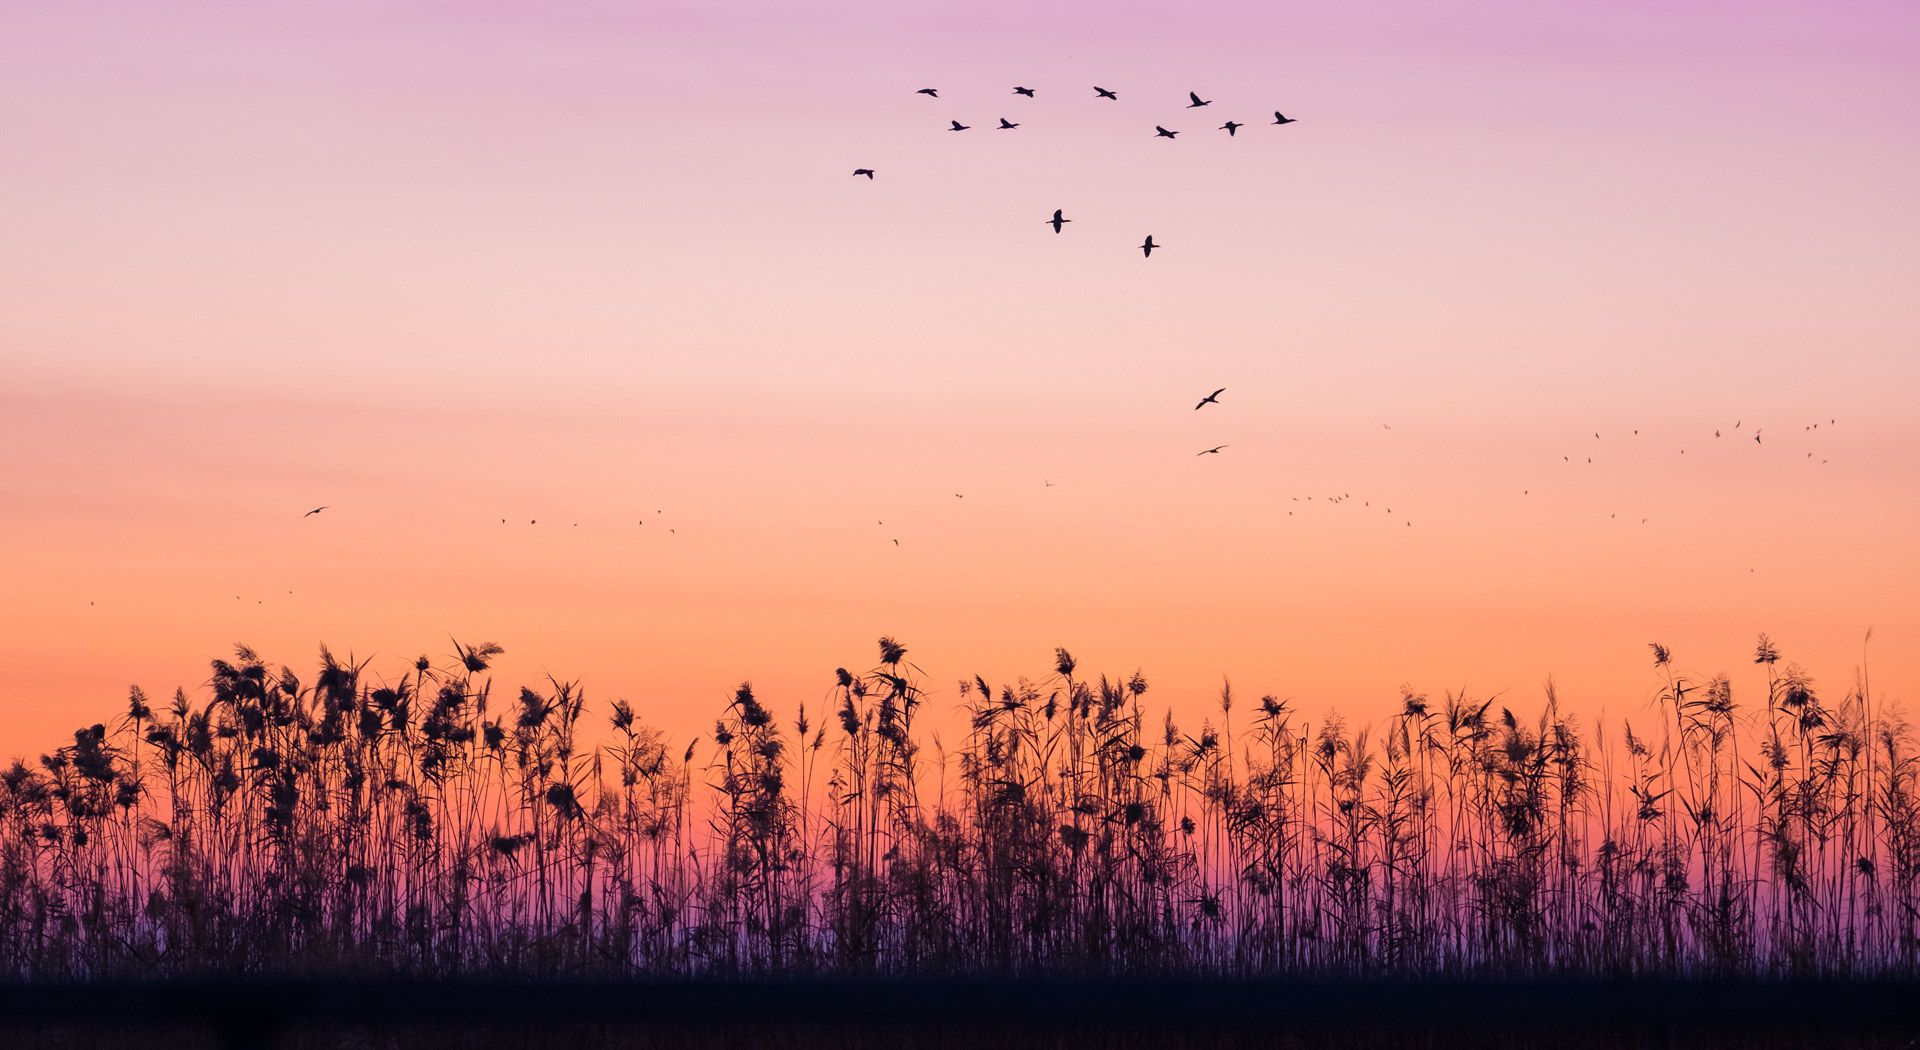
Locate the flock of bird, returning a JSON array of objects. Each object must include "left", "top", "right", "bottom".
[
  {"left": 266, "top": 86, "right": 1843, "bottom": 555},
  {"left": 858, "top": 85, "right": 1295, "bottom": 470},
  {"left": 856, "top": 85, "right": 1299, "bottom": 259},
  {"left": 265, "top": 411, "right": 1839, "bottom": 564}
]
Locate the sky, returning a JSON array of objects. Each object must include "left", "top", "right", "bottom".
[{"left": 1, "top": 0, "right": 1917, "bottom": 756}]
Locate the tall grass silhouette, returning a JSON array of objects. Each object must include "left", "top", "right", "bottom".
[{"left": 1, "top": 633, "right": 1912, "bottom": 979}]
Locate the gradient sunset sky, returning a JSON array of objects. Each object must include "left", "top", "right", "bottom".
[{"left": 2, "top": 1, "right": 1916, "bottom": 753}]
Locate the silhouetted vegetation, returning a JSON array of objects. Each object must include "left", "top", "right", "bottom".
[{"left": 1, "top": 634, "right": 1912, "bottom": 979}]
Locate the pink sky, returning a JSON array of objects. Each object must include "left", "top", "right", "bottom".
[{"left": 1, "top": 0, "right": 1916, "bottom": 753}]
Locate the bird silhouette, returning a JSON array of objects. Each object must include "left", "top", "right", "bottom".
[
  {"left": 1154, "top": 126, "right": 1179, "bottom": 138},
  {"left": 1220, "top": 121, "right": 1242, "bottom": 136},
  {"left": 1197, "top": 445, "right": 1228, "bottom": 456},
  {"left": 917, "top": 88, "right": 939, "bottom": 97},
  {"left": 1194, "top": 387, "right": 1225, "bottom": 410},
  {"left": 949, "top": 120, "right": 970, "bottom": 131},
  {"left": 1272, "top": 111, "right": 1296, "bottom": 125},
  {"left": 303, "top": 506, "right": 327, "bottom": 517},
  {"left": 1046, "top": 208, "right": 1071, "bottom": 233},
  {"left": 852, "top": 168, "right": 874, "bottom": 178},
  {"left": 1014, "top": 86, "right": 1035, "bottom": 97},
  {"left": 1187, "top": 91, "right": 1211, "bottom": 108},
  {"left": 998, "top": 118, "right": 1019, "bottom": 129},
  {"left": 1094, "top": 86, "right": 1118, "bottom": 100},
  {"left": 1140, "top": 235, "right": 1159, "bottom": 257}
]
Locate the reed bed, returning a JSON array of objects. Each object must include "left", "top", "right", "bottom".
[{"left": 0, "top": 634, "right": 1911, "bottom": 980}]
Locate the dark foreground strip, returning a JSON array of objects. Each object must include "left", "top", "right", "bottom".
[{"left": 0, "top": 976, "right": 1917, "bottom": 1032}]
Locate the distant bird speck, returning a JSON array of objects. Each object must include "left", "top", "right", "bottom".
[
  {"left": 1154, "top": 126, "right": 1179, "bottom": 139},
  {"left": 1094, "top": 86, "right": 1118, "bottom": 100},
  {"left": 1195, "top": 388, "right": 1225, "bottom": 411},
  {"left": 1014, "top": 86, "right": 1035, "bottom": 97},
  {"left": 998, "top": 118, "right": 1019, "bottom": 129},
  {"left": 1220, "top": 121, "right": 1242, "bottom": 136},
  {"left": 1046, "top": 208, "right": 1071, "bottom": 233},
  {"left": 949, "top": 120, "right": 970, "bottom": 131},
  {"left": 1187, "top": 92, "right": 1211, "bottom": 108},
  {"left": 1197, "top": 445, "right": 1228, "bottom": 456},
  {"left": 917, "top": 88, "right": 939, "bottom": 97},
  {"left": 304, "top": 506, "right": 327, "bottom": 517},
  {"left": 1140, "top": 235, "right": 1159, "bottom": 257},
  {"left": 852, "top": 168, "right": 874, "bottom": 179},
  {"left": 1272, "top": 111, "right": 1296, "bottom": 125}
]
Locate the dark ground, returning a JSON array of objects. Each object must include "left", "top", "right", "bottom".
[{"left": 1, "top": 977, "right": 1916, "bottom": 1049}]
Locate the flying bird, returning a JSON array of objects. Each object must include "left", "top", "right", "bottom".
[
  {"left": 1154, "top": 126, "right": 1179, "bottom": 138},
  {"left": 917, "top": 88, "right": 939, "bottom": 97},
  {"left": 1220, "top": 121, "right": 1242, "bottom": 136},
  {"left": 1046, "top": 208, "right": 1071, "bottom": 233},
  {"left": 1187, "top": 92, "right": 1211, "bottom": 108},
  {"left": 1197, "top": 445, "right": 1228, "bottom": 456},
  {"left": 1272, "top": 111, "right": 1296, "bottom": 125},
  {"left": 1013, "top": 86, "right": 1035, "bottom": 97},
  {"left": 998, "top": 118, "right": 1019, "bottom": 129},
  {"left": 1194, "top": 388, "right": 1225, "bottom": 410},
  {"left": 1140, "top": 235, "right": 1159, "bottom": 257},
  {"left": 949, "top": 120, "right": 970, "bottom": 131},
  {"left": 303, "top": 506, "right": 327, "bottom": 517},
  {"left": 1094, "top": 86, "right": 1118, "bottom": 100},
  {"left": 852, "top": 168, "right": 874, "bottom": 178}
]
